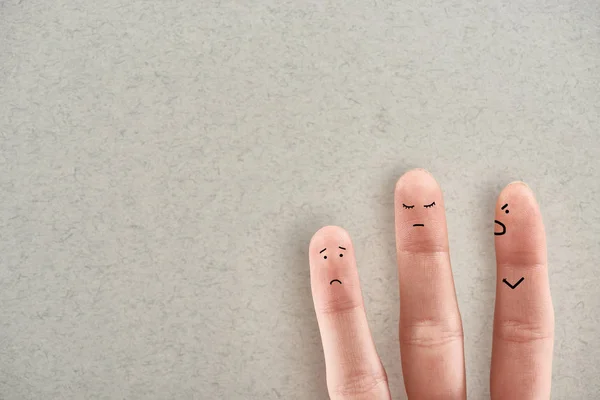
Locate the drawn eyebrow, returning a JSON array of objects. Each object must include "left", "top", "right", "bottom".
[
  {"left": 319, "top": 248, "right": 327, "bottom": 253},
  {"left": 338, "top": 246, "right": 346, "bottom": 250},
  {"left": 501, "top": 203, "right": 508, "bottom": 210}
]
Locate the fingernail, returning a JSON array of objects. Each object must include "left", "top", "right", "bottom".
[{"left": 507, "top": 181, "right": 534, "bottom": 196}]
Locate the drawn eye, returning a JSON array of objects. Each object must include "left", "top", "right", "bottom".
[
  {"left": 320, "top": 248, "right": 327, "bottom": 259},
  {"left": 403, "top": 204, "right": 415, "bottom": 209},
  {"left": 424, "top": 201, "right": 436, "bottom": 208}
]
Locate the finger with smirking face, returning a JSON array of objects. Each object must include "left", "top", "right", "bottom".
[{"left": 491, "top": 182, "right": 554, "bottom": 400}]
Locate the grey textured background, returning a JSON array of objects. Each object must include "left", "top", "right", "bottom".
[{"left": 1, "top": 0, "right": 599, "bottom": 399}]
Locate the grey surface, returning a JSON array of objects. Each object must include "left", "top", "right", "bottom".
[{"left": 1, "top": 0, "right": 599, "bottom": 399}]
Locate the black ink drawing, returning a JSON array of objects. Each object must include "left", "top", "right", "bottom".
[
  {"left": 403, "top": 200, "right": 436, "bottom": 227},
  {"left": 494, "top": 203, "right": 509, "bottom": 236},
  {"left": 320, "top": 248, "right": 327, "bottom": 259},
  {"left": 322, "top": 246, "right": 346, "bottom": 285},
  {"left": 502, "top": 277, "right": 524, "bottom": 289}
]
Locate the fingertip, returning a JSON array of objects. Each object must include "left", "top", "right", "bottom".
[
  {"left": 507, "top": 180, "right": 532, "bottom": 189},
  {"left": 503, "top": 180, "right": 533, "bottom": 194},
  {"left": 309, "top": 226, "right": 362, "bottom": 314},
  {"left": 494, "top": 181, "right": 546, "bottom": 266},
  {"left": 310, "top": 226, "right": 351, "bottom": 247},
  {"left": 394, "top": 169, "right": 448, "bottom": 253},
  {"left": 497, "top": 181, "right": 539, "bottom": 212},
  {"left": 395, "top": 168, "right": 439, "bottom": 193},
  {"left": 309, "top": 226, "right": 353, "bottom": 262}
]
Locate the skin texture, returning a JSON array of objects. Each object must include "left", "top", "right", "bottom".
[{"left": 309, "top": 170, "right": 554, "bottom": 400}]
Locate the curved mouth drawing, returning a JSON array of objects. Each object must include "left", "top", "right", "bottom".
[
  {"left": 494, "top": 220, "right": 506, "bottom": 236},
  {"left": 329, "top": 279, "right": 342, "bottom": 285}
]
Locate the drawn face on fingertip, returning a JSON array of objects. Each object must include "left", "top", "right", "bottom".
[
  {"left": 494, "top": 203, "right": 510, "bottom": 236},
  {"left": 319, "top": 245, "right": 346, "bottom": 285},
  {"left": 401, "top": 200, "right": 438, "bottom": 228},
  {"left": 495, "top": 202, "right": 525, "bottom": 289}
]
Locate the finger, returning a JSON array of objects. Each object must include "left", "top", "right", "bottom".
[
  {"left": 491, "top": 182, "right": 554, "bottom": 400},
  {"left": 309, "top": 226, "right": 391, "bottom": 400},
  {"left": 394, "top": 169, "right": 466, "bottom": 400}
]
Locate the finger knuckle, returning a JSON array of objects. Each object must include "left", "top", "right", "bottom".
[
  {"left": 400, "top": 318, "right": 464, "bottom": 348},
  {"left": 331, "top": 369, "right": 389, "bottom": 399},
  {"left": 495, "top": 319, "right": 553, "bottom": 344},
  {"left": 318, "top": 298, "right": 363, "bottom": 316}
]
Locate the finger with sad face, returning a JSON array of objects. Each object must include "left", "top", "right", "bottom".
[{"left": 309, "top": 226, "right": 391, "bottom": 399}]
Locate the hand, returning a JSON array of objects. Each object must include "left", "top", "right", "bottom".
[{"left": 308, "top": 169, "right": 554, "bottom": 399}]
